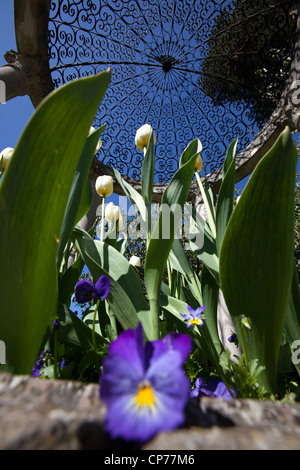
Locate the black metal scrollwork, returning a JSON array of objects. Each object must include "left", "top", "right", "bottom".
[{"left": 48, "top": 0, "right": 295, "bottom": 183}]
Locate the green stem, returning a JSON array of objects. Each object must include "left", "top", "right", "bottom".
[
  {"left": 148, "top": 297, "right": 160, "bottom": 341},
  {"left": 199, "top": 325, "right": 236, "bottom": 399},
  {"left": 107, "top": 300, "right": 117, "bottom": 335},
  {"left": 92, "top": 298, "right": 100, "bottom": 351},
  {"left": 167, "top": 259, "right": 173, "bottom": 296},
  {"left": 195, "top": 172, "right": 216, "bottom": 239},
  {"left": 101, "top": 196, "right": 106, "bottom": 242},
  {"left": 146, "top": 203, "right": 152, "bottom": 246},
  {"left": 143, "top": 145, "right": 153, "bottom": 246},
  {"left": 53, "top": 328, "right": 58, "bottom": 380},
  {"left": 238, "top": 321, "right": 249, "bottom": 368}
]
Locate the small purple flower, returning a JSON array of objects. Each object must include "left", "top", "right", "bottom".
[
  {"left": 94, "top": 275, "right": 111, "bottom": 299},
  {"left": 52, "top": 319, "right": 60, "bottom": 330},
  {"left": 31, "top": 349, "right": 51, "bottom": 377},
  {"left": 180, "top": 305, "right": 205, "bottom": 329},
  {"left": 75, "top": 275, "right": 110, "bottom": 304},
  {"left": 228, "top": 333, "right": 238, "bottom": 346},
  {"left": 228, "top": 334, "right": 237, "bottom": 343},
  {"left": 75, "top": 279, "right": 95, "bottom": 303},
  {"left": 190, "top": 377, "right": 236, "bottom": 400},
  {"left": 100, "top": 323, "right": 192, "bottom": 443}
]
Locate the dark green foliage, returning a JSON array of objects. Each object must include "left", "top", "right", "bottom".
[
  {"left": 201, "top": 0, "right": 296, "bottom": 127},
  {"left": 295, "top": 174, "right": 300, "bottom": 279}
]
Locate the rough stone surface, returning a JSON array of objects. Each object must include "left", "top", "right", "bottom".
[{"left": 0, "top": 372, "right": 300, "bottom": 450}]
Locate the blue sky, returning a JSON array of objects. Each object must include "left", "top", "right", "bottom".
[{"left": 0, "top": 1, "right": 34, "bottom": 150}]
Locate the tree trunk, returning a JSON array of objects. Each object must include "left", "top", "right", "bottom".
[{"left": 0, "top": 59, "right": 27, "bottom": 103}]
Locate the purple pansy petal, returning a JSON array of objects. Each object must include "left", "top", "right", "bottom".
[
  {"left": 104, "top": 376, "right": 188, "bottom": 443},
  {"left": 129, "top": 393, "right": 184, "bottom": 442},
  {"left": 100, "top": 324, "right": 192, "bottom": 443},
  {"left": 104, "top": 393, "right": 161, "bottom": 442},
  {"left": 190, "top": 387, "right": 199, "bottom": 398},
  {"left": 190, "top": 377, "right": 205, "bottom": 397},
  {"left": 195, "top": 305, "right": 206, "bottom": 315},
  {"left": 168, "top": 332, "right": 192, "bottom": 363},
  {"left": 94, "top": 275, "right": 111, "bottom": 299},
  {"left": 107, "top": 323, "right": 146, "bottom": 376},
  {"left": 180, "top": 313, "right": 190, "bottom": 320},
  {"left": 209, "top": 378, "right": 236, "bottom": 400},
  {"left": 195, "top": 377, "right": 206, "bottom": 388},
  {"left": 154, "top": 386, "right": 188, "bottom": 423},
  {"left": 31, "top": 367, "right": 41, "bottom": 377},
  {"left": 75, "top": 279, "right": 95, "bottom": 303},
  {"left": 147, "top": 350, "right": 187, "bottom": 390},
  {"left": 151, "top": 333, "right": 192, "bottom": 366},
  {"left": 204, "top": 377, "right": 223, "bottom": 394},
  {"left": 100, "top": 355, "right": 142, "bottom": 404},
  {"left": 190, "top": 376, "right": 236, "bottom": 400},
  {"left": 186, "top": 305, "right": 196, "bottom": 316},
  {"left": 202, "top": 378, "right": 228, "bottom": 398},
  {"left": 187, "top": 305, "right": 205, "bottom": 318},
  {"left": 186, "top": 320, "right": 196, "bottom": 330},
  {"left": 181, "top": 305, "right": 206, "bottom": 329}
]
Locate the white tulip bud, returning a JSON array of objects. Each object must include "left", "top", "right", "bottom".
[
  {"left": 88, "top": 126, "right": 102, "bottom": 154},
  {"left": 129, "top": 256, "right": 141, "bottom": 267},
  {"left": 0, "top": 147, "right": 14, "bottom": 170},
  {"left": 135, "top": 124, "right": 156, "bottom": 151},
  {"left": 96, "top": 140, "right": 102, "bottom": 153},
  {"left": 194, "top": 154, "right": 203, "bottom": 172},
  {"left": 105, "top": 201, "right": 123, "bottom": 230},
  {"left": 95, "top": 175, "right": 113, "bottom": 197}
]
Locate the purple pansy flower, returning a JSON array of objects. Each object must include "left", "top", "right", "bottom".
[
  {"left": 180, "top": 305, "right": 205, "bottom": 329},
  {"left": 190, "top": 377, "right": 236, "bottom": 400},
  {"left": 228, "top": 334, "right": 237, "bottom": 343},
  {"left": 75, "top": 275, "right": 111, "bottom": 304},
  {"left": 31, "top": 349, "right": 51, "bottom": 377},
  {"left": 100, "top": 323, "right": 192, "bottom": 443},
  {"left": 228, "top": 333, "right": 239, "bottom": 347}
]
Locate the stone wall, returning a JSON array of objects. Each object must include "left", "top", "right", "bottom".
[{"left": 0, "top": 372, "right": 300, "bottom": 450}]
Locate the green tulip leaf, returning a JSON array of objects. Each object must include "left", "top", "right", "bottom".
[
  {"left": 169, "top": 238, "right": 202, "bottom": 303},
  {"left": 201, "top": 265, "right": 223, "bottom": 355},
  {"left": 0, "top": 69, "right": 111, "bottom": 374},
  {"left": 179, "top": 138, "right": 202, "bottom": 168},
  {"left": 285, "top": 264, "right": 300, "bottom": 377},
  {"left": 57, "top": 304, "right": 108, "bottom": 351},
  {"left": 141, "top": 129, "right": 155, "bottom": 205},
  {"left": 107, "top": 165, "right": 147, "bottom": 224},
  {"left": 72, "top": 226, "right": 151, "bottom": 337},
  {"left": 145, "top": 142, "right": 199, "bottom": 339},
  {"left": 219, "top": 126, "right": 298, "bottom": 393},
  {"left": 215, "top": 138, "right": 238, "bottom": 254},
  {"left": 56, "top": 124, "right": 106, "bottom": 268}
]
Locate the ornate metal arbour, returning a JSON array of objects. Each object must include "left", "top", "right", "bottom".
[
  {"left": 47, "top": 0, "right": 298, "bottom": 185},
  {"left": 2, "top": 0, "right": 298, "bottom": 205}
]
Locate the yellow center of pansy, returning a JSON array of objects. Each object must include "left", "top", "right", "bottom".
[
  {"left": 190, "top": 318, "right": 201, "bottom": 325},
  {"left": 135, "top": 382, "right": 155, "bottom": 408}
]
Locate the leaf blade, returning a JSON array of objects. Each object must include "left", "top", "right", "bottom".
[
  {"left": 0, "top": 70, "right": 111, "bottom": 374},
  {"left": 219, "top": 127, "right": 298, "bottom": 392}
]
